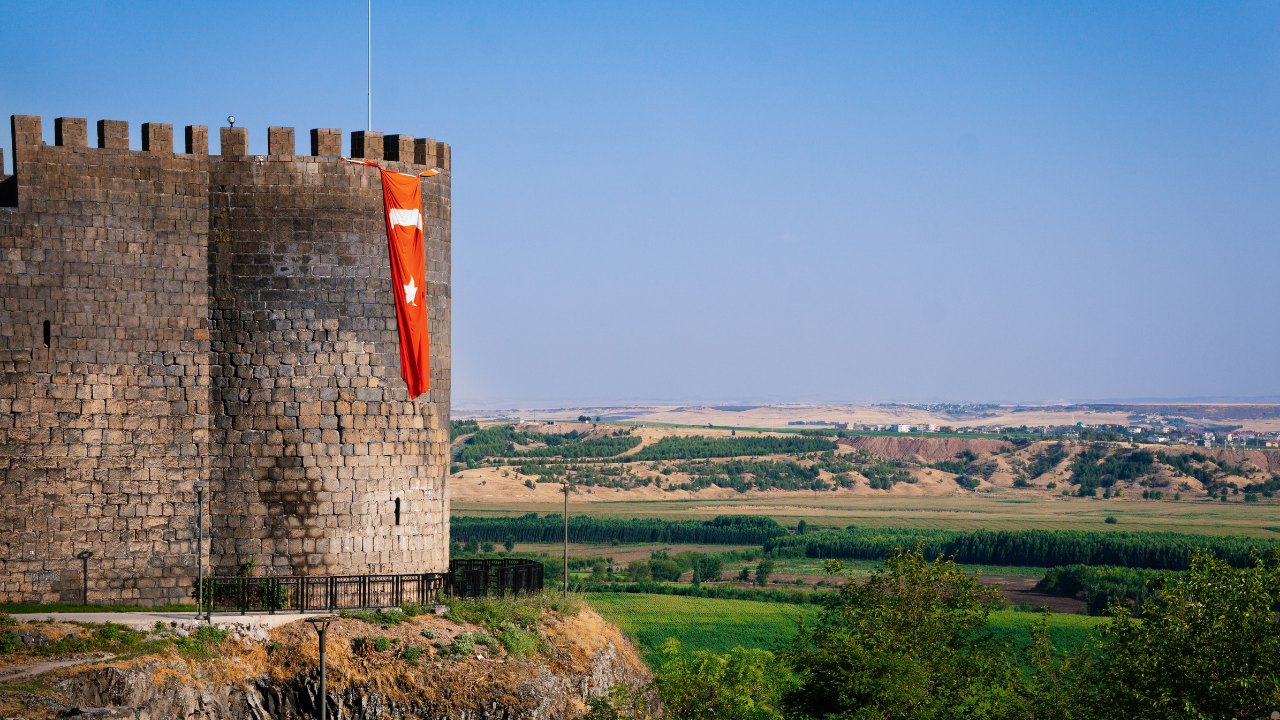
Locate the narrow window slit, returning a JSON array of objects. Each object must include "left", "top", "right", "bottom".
[
  {"left": 394, "top": 497, "right": 401, "bottom": 525},
  {"left": 42, "top": 321, "right": 50, "bottom": 348}
]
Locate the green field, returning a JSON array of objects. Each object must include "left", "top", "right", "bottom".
[
  {"left": 587, "top": 592, "right": 818, "bottom": 660},
  {"left": 587, "top": 592, "right": 1107, "bottom": 666},
  {"left": 455, "top": 495, "right": 1280, "bottom": 538}
]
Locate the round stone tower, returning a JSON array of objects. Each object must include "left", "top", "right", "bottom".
[
  {"left": 206, "top": 128, "right": 452, "bottom": 577},
  {"left": 0, "top": 116, "right": 451, "bottom": 606}
]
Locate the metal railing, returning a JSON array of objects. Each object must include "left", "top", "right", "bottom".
[{"left": 198, "top": 559, "right": 544, "bottom": 615}]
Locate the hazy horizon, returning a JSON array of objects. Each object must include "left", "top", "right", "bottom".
[{"left": 4, "top": 1, "right": 1278, "bottom": 405}]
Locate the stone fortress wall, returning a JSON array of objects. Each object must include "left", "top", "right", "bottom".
[{"left": 0, "top": 114, "right": 452, "bottom": 605}]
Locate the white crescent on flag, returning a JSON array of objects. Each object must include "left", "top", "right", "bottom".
[{"left": 387, "top": 208, "right": 422, "bottom": 230}]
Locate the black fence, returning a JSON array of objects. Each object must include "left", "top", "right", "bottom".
[{"left": 199, "top": 558, "right": 544, "bottom": 615}]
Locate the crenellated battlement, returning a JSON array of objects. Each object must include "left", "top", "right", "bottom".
[
  {"left": 0, "top": 112, "right": 453, "bottom": 607},
  {"left": 8, "top": 114, "right": 451, "bottom": 170}
]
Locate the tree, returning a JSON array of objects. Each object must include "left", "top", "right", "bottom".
[
  {"left": 780, "top": 545, "right": 1016, "bottom": 719},
  {"left": 796, "top": 520, "right": 807, "bottom": 535},
  {"left": 754, "top": 559, "right": 774, "bottom": 587},
  {"left": 1080, "top": 548, "right": 1280, "bottom": 719},
  {"left": 591, "top": 559, "right": 608, "bottom": 582},
  {"left": 651, "top": 558, "right": 682, "bottom": 582},
  {"left": 578, "top": 415, "right": 591, "bottom": 422},
  {"left": 628, "top": 560, "right": 653, "bottom": 583},
  {"left": 465, "top": 536, "right": 479, "bottom": 553},
  {"left": 482, "top": 541, "right": 495, "bottom": 554},
  {"left": 503, "top": 534, "right": 516, "bottom": 552},
  {"left": 738, "top": 567, "right": 750, "bottom": 583},
  {"left": 652, "top": 639, "right": 790, "bottom": 720},
  {"left": 695, "top": 555, "right": 724, "bottom": 582}
]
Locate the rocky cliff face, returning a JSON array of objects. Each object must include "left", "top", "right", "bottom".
[
  {"left": 54, "top": 634, "right": 642, "bottom": 720},
  {"left": 8, "top": 605, "right": 649, "bottom": 720}
]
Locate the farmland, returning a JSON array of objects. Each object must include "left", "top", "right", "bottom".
[
  {"left": 585, "top": 592, "right": 1108, "bottom": 664},
  {"left": 455, "top": 493, "right": 1280, "bottom": 538}
]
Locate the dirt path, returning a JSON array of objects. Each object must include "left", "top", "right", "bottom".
[{"left": 0, "top": 652, "right": 115, "bottom": 682}]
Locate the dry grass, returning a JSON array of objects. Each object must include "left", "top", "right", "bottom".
[{"left": 0, "top": 592, "right": 649, "bottom": 720}]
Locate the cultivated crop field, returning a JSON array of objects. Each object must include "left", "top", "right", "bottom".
[
  {"left": 455, "top": 494, "right": 1280, "bottom": 538},
  {"left": 586, "top": 593, "right": 819, "bottom": 660},
  {"left": 586, "top": 593, "right": 1108, "bottom": 664}
]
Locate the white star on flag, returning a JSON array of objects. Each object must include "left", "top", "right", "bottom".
[{"left": 404, "top": 276, "right": 418, "bottom": 305}]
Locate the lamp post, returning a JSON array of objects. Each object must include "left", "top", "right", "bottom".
[
  {"left": 305, "top": 615, "right": 338, "bottom": 720},
  {"left": 194, "top": 480, "right": 206, "bottom": 621},
  {"left": 75, "top": 550, "right": 93, "bottom": 606}
]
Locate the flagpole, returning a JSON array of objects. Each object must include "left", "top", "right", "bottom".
[{"left": 368, "top": 0, "right": 372, "bottom": 131}]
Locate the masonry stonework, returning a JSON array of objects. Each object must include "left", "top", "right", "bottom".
[{"left": 0, "top": 114, "right": 452, "bottom": 605}]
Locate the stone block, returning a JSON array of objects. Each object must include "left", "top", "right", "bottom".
[
  {"left": 384, "top": 134, "right": 414, "bottom": 162},
  {"left": 141, "top": 123, "right": 173, "bottom": 154},
  {"left": 11, "top": 115, "right": 42, "bottom": 151},
  {"left": 268, "top": 127, "right": 295, "bottom": 156},
  {"left": 55, "top": 117, "right": 88, "bottom": 148},
  {"left": 310, "top": 128, "right": 341, "bottom": 157},
  {"left": 220, "top": 127, "right": 248, "bottom": 156},
  {"left": 185, "top": 126, "right": 209, "bottom": 155},
  {"left": 97, "top": 119, "right": 128, "bottom": 149},
  {"left": 414, "top": 138, "right": 436, "bottom": 167},
  {"left": 351, "top": 131, "right": 383, "bottom": 160}
]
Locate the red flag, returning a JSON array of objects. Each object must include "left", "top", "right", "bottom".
[{"left": 373, "top": 165, "right": 433, "bottom": 397}]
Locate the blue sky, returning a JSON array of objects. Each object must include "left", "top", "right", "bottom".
[{"left": 3, "top": 1, "right": 1278, "bottom": 404}]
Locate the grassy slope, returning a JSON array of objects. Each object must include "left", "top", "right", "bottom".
[{"left": 587, "top": 593, "right": 1108, "bottom": 666}]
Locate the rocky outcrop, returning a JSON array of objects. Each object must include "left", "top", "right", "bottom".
[{"left": 50, "top": 624, "right": 646, "bottom": 720}]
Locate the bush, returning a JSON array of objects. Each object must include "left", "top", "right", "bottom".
[
  {"left": 401, "top": 646, "right": 422, "bottom": 664},
  {"left": 422, "top": 629, "right": 438, "bottom": 639},
  {"left": 653, "top": 639, "right": 790, "bottom": 720},
  {"left": 0, "top": 630, "right": 16, "bottom": 654},
  {"left": 497, "top": 621, "right": 545, "bottom": 657},
  {"left": 781, "top": 546, "right": 1009, "bottom": 718},
  {"left": 341, "top": 608, "right": 409, "bottom": 627},
  {"left": 176, "top": 625, "right": 228, "bottom": 660},
  {"left": 1105, "top": 516, "right": 1118, "bottom": 524}
]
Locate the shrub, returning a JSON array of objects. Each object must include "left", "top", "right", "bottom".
[
  {"left": 1105, "top": 516, "right": 1118, "bottom": 524},
  {"left": 400, "top": 602, "right": 423, "bottom": 617},
  {"left": 451, "top": 632, "right": 476, "bottom": 655},
  {"left": 781, "top": 546, "right": 1009, "bottom": 718},
  {"left": 422, "top": 629, "right": 438, "bottom": 639},
  {"left": 497, "top": 621, "right": 545, "bottom": 657},
  {"left": 373, "top": 637, "right": 390, "bottom": 652},
  {"left": 654, "top": 638, "right": 790, "bottom": 719},
  {"left": 176, "top": 625, "right": 228, "bottom": 660},
  {"left": 401, "top": 646, "right": 422, "bottom": 664},
  {"left": 341, "top": 608, "right": 409, "bottom": 627},
  {"left": 0, "top": 630, "right": 17, "bottom": 654}
]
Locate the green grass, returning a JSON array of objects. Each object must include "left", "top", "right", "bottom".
[
  {"left": 588, "top": 592, "right": 819, "bottom": 662},
  {"left": 587, "top": 593, "right": 1108, "bottom": 668},
  {"left": 987, "top": 610, "right": 1108, "bottom": 652},
  {"left": 0, "top": 603, "right": 194, "bottom": 614}
]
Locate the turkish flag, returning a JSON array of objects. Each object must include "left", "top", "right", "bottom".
[{"left": 375, "top": 166, "right": 433, "bottom": 398}]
